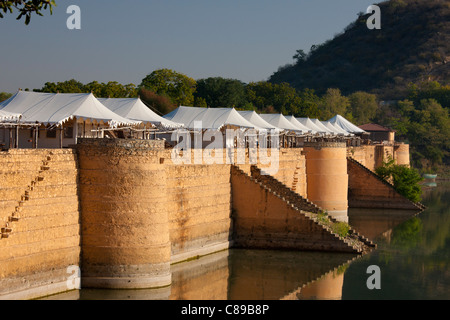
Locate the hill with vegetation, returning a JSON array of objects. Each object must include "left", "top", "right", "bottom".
[
  {"left": 1, "top": 0, "right": 449, "bottom": 172},
  {"left": 269, "top": 0, "right": 450, "bottom": 100}
]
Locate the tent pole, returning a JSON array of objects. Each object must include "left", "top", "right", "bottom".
[
  {"left": 9, "top": 128, "right": 12, "bottom": 149},
  {"left": 74, "top": 119, "right": 78, "bottom": 145},
  {"left": 60, "top": 123, "right": 64, "bottom": 149},
  {"left": 15, "top": 124, "right": 19, "bottom": 149},
  {"left": 36, "top": 126, "right": 39, "bottom": 149}
]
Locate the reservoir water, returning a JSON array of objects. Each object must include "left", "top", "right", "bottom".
[{"left": 43, "top": 181, "right": 450, "bottom": 300}]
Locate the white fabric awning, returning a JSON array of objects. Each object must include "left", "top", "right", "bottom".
[
  {"left": 0, "top": 109, "right": 22, "bottom": 122},
  {"left": 328, "top": 115, "right": 366, "bottom": 134},
  {"left": 258, "top": 113, "right": 304, "bottom": 133},
  {"left": 164, "top": 106, "right": 258, "bottom": 130},
  {"left": 284, "top": 116, "right": 316, "bottom": 134},
  {"left": 296, "top": 117, "right": 328, "bottom": 134},
  {"left": 321, "top": 120, "right": 353, "bottom": 136},
  {"left": 98, "top": 97, "right": 183, "bottom": 129},
  {"left": 0, "top": 91, "right": 139, "bottom": 128},
  {"left": 310, "top": 119, "right": 335, "bottom": 134},
  {"left": 238, "top": 111, "right": 280, "bottom": 131}
]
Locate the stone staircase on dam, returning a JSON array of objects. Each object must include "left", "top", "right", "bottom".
[
  {"left": 231, "top": 165, "right": 376, "bottom": 254},
  {"left": 0, "top": 152, "right": 54, "bottom": 240},
  {"left": 347, "top": 157, "right": 426, "bottom": 211}
]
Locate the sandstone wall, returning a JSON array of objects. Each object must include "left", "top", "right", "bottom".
[
  {"left": 165, "top": 163, "right": 233, "bottom": 263},
  {"left": 77, "top": 139, "right": 172, "bottom": 289},
  {"left": 347, "top": 157, "right": 421, "bottom": 210},
  {"left": 304, "top": 142, "right": 349, "bottom": 222},
  {"left": 347, "top": 145, "right": 377, "bottom": 171},
  {"left": 165, "top": 147, "right": 306, "bottom": 263},
  {"left": 0, "top": 149, "right": 80, "bottom": 300},
  {"left": 394, "top": 143, "right": 410, "bottom": 167},
  {"left": 231, "top": 167, "right": 358, "bottom": 253}
]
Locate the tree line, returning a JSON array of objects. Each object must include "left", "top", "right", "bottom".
[{"left": 1, "top": 69, "right": 448, "bottom": 171}]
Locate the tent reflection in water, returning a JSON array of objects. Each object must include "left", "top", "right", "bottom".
[{"left": 0, "top": 91, "right": 140, "bottom": 149}]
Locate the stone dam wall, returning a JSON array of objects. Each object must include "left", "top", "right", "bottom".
[
  {"left": 0, "top": 140, "right": 415, "bottom": 299},
  {"left": 0, "top": 149, "right": 80, "bottom": 299}
]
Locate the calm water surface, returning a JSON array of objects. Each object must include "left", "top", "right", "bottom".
[{"left": 44, "top": 181, "right": 450, "bottom": 300}]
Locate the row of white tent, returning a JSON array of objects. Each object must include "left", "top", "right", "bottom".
[
  {"left": 163, "top": 106, "right": 366, "bottom": 136},
  {"left": 0, "top": 91, "right": 182, "bottom": 129},
  {"left": 0, "top": 91, "right": 365, "bottom": 137}
]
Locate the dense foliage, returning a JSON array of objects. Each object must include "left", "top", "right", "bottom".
[
  {"left": 139, "top": 69, "right": 196, "bottom": 107},
  {"left": 376, "top": 157, "right": 423, "bottom": 203},
  {"left": 2, "top": 0, "right": 450, "bottom": 170},
  {"left": 0, "top": 0, "right": 55, "bottom": 24},
  {"left": 33, "top": 79, "right": 138, "bottom": 98},
  {"left": 269, "top": 0, "right": 450, "bottom": 100}
]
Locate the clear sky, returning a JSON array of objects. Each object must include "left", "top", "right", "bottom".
[{"left": 1, "top": 0, "right": 377, "bottom": 93}]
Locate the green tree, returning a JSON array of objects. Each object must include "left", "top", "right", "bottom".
[
  {"left": 35, "top": 79, "right": 85, "bottom": 93},
  {"left": 293, "top": 49, "right": 307, "bottom": 64},
  {"left": 297, "top": 88, "right": 321, "bottom": 118},
  {"left": 0, "top": 0, "right": 56, "bottom": 25},
  {"left": 392, "top": 98, "right": 450, "bottom": 168},
  {"left": 138, "top": 87, "right": 176, "bottom": 116},
  {"left": 348, "top": 91, "right": 378, "bottom": 125},
  {"left": 408, "top": 81, "right": 450, "bottom": 108},
  {"left": 246, "top": 81, "right": 303, "bottom": 116},
  {"left": 93, "top": 81, "right": 138, "bottom": 98},
  {"left": 376, "top": 157, "right": 423, "bottom": 203},
  {"left": 195, "top": 77, "right": 248, "bottom": 108},
  {"left": 139, "top": 69, "right": 196, "bottom": 107},
  {"left": 0, "top": 92, "right": 12, "bottom": 102},
  {"left": 34, "top": 79, "right": 138, "bottom": 98},
  {"left": 318, "top": 88, "right": 350, "bottom": 120}
]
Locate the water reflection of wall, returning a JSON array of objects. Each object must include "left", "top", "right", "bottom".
[
  {"left": 170, "top": 250, "right": 229, "bottom": 300},
  {"left": 296, "top": 271, "right": 345, "bottom": 300},
  {"left": 227, "top": 249, "right": 356, "bottom": 300},
  {"left": 348, "top": 208, "right": 421, "bottom": 242}
]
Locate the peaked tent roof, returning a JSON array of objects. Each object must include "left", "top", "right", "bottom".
[
  {"left": 0, "top": 109, "right": 22, "bottom": 122},
  {"left": 296, "top": 117, "right": 328, "bottom": 134},
  {"left": 237, "top": 111, "right": 280, "bottom": 130},
  {"left": 0, "top": 91, "right": 139, "bottom": 127},
  {"left": 310, "top": 119, "right": 335, "bottom": 134},
  {"left": 258, "top": 113, "right": 304, "bottom": 132},
  {"left": 284, "top": 116, "right": 316, "bottom": 133},
  {"left": 321, "top": 120, "right": 352, "bottom": 135},
  {"left": 163, "top": 106, "right": 258, "bottom": 130},
  {"left": 98, "top": 97, "right": 183, "bottom": 129},
  {"left": 328, "top": 115, "right": 366, "bottom": 134}
]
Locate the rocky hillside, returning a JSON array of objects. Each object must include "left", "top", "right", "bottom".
[{"left": 269, "top": 0, "right": 450, "bottom": 100}]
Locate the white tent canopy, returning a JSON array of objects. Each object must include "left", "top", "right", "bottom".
[
  {"left": 164, "top": 106, "right": 258, "bottom": 130},
  {"left": 284, "top": 116, "right": 316, "bottom": 134},
  {"left": 310, "top": 119, "right": 335, "bottom": 135},
  {"left": 98, "top": 97, "right": 183, "bottom": 129},
  {"left": 328, "top": 115, "right": 366, "bottom": 134},
  {"left": 296, "top": 117, "right": 328, "bottom": 134},
  {"left": 321, "top": 120, "right": 352, "bottom": 136},
  {"left": 238, "top": 111, "right": 280, "bottom": 131},
  {"left": 0, "top": 110, "right": 22, "bottom": 122},
  {"left": 0, "top": 91, "right": 138, "bottom": 128},
  {"left": 258, "top": 113, "right": 304, "bottom": 133}
]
